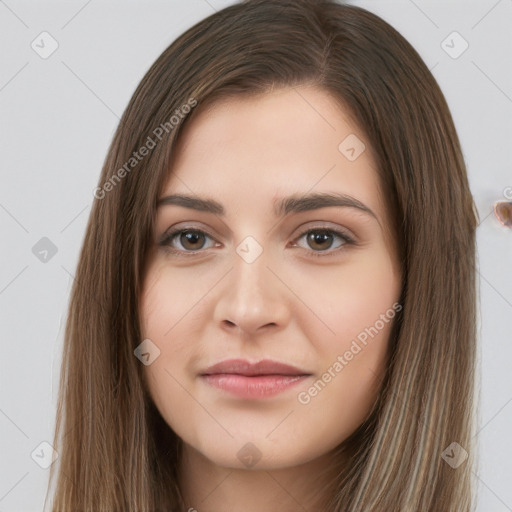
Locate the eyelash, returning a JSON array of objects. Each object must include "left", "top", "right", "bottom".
[{"left": 158, "top": 226, "right": 355, "bottom": 258}]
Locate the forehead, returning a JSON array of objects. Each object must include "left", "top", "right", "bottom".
[{"left": 164, "top": 86, "right": 383, "bottom": 220}]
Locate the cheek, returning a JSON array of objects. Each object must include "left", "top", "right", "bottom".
[
  {"left": 138, "top": 263, "right": 215, "bottom": 412},
  {"left": 139, "top": 261, "right": 212, "bottom": 342},
  {"left": 294, "top": 315, "right": 396, "bottom": 443},
  {"left": 293, "top": 244, "right": 401, "bottom": 345},
  {"left": 138, "top": 271, "right": 195, "bottom": 434},
  {"left": 139, "top": 273, "right": 196, "bottom": 383},
  {"left": 292, "top": 246, "right": 400, "bottom": 421}
]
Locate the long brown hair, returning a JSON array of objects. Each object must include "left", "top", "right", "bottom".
[{"left": 46, "top": 1, "right": 479, "bottom": 510}]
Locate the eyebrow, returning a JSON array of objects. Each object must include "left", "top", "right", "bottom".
[{"left": 157, "top": 192, "right": 377, "bottom": 220}]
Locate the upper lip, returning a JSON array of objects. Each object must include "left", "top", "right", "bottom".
[{"left": 200, "top": 359, "right": 311, "bottom": 377}]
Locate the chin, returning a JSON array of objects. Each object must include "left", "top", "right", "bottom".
[{"left": 184, "top": 433, "right": 328, "bottom": 472}]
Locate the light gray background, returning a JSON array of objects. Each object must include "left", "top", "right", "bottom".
[{"left": 0, "top": 1, "right": 511, "bottom": 510}]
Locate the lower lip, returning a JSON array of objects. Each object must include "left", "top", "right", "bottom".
[{"left": 201, "top": 374, "right": 310, "bottom": 399}]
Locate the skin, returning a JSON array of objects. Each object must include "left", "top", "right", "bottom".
[{"left": 139, "top": 85, "right": 402, "bottom": 511}]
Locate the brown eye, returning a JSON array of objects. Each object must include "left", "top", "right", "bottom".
[
  {"left": 159, "top": 228, "right": 216, "bottom": 253},
  {"left": 306, "top": 231, "right": 335, "bottom": 251},
  {"left": 179, "top": 230, "right": 207, "bottom": 250},
  {"left": 293, "top": 228, "right": 354, "bottom": 257}
]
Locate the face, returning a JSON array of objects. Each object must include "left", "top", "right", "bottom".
[{"left": 139, "top": 85, "right": 402, "bottom": 471}]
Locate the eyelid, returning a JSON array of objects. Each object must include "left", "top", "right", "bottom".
[
  {"left": 290, "top": 221, "right": 355, "bottom": 243},
  {"left": 158, "top": 219, "right": 217, "bottom": 239}
]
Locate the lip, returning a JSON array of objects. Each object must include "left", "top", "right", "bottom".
[
  {"left": 201, "top": 358, "right": 309, "bottom": 377},
  {"left": 200, "top": 358, "right": 312, "bottom": 399}
]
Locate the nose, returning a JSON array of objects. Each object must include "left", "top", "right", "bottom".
[{"left": 213, "top": 246, "right": 291, "bottom": 336}]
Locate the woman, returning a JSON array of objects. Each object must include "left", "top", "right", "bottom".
[{"left": 47, "top": 0, "right": 479, "bottom": 510}]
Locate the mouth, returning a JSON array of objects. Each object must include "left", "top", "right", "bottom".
[{"left": 199, "top": 359, "right": 312, "bottom": 399}]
